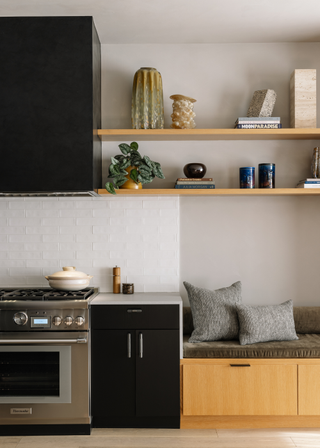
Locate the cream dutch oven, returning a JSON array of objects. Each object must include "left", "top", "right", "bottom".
[{"left": 45, "top": 266, "right": 93, "bottom": 291}]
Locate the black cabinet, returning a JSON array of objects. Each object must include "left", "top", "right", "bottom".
[{"left": 91, "top": 305, "right": 180, "bottom": 428}]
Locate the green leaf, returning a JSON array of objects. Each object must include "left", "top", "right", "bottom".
[
  {"left": 109, "top": 164, "right": 121, "bottom": 176},
  {"left": 105, "top": 182, "right": 117, "bottom": 195},
  {"left": 129, "top": 168, "right": 139, "bottom": 184},
  {"left": 143, "top": 155, "right": 153, "bottom": 169},
  {"left": 152, "top": 162, "right": 165, "bottom": 179},
  {"left": 119, "top": 159, "right": 131, "bottom": 170},
  {"left": 111, "top": 157, "right": 119, "bottom": 165},
  {"left": 114, "top": 176, "right": 128, "bottom": 188},
  {"left": 138, "top": 174, "right": 154, "bottom": 185},
  {"left": 139, "top": 165, "right": 152, "bottom": 175},
  {"left": 119, "top": 143, "right": 131, "bottom": 155},
  {"left": 130, "top": 142, "right": 139, "bottom": 151},
  {"left": 114, "top": 154, "right": 124, "bottom": 161}
]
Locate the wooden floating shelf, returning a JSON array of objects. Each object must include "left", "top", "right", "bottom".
[
  {"left": 97, "top": 128, "right": 320, "bottom": 141},
  {"left": 98, "top": 188, "right": 320, "bottom": 196}
]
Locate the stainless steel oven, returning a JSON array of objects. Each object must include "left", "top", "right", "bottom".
[{"left": 0, "top": 288, "right": 98, "bottom": 436}]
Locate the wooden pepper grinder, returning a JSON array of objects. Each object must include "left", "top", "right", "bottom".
[{"left": 113, "top": 266, "right": 121, "bottom": 294}]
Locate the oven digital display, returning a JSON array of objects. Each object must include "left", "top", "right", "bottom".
[{"left": 31, "top": 317, "right": 51, "bottom": 328}]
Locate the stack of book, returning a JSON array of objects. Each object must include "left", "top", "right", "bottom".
[
  {"left": 174, "top": 178, "right": 215, "bottom": 189},
  {"left": 235, "top": 117, "right": 282, "bottom": 129},
  {"left": 296, "top": 178, "right": 320, "bottom": 188}
]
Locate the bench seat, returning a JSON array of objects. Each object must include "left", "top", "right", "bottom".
[{"left": 183, "top": 333, "right": 320, "bottom": 358}]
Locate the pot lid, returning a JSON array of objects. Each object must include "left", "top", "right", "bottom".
[{"left": 46, "top": 266, "right": 91, "bottom": 280}]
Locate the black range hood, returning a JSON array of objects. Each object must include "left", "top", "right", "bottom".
[{"left": 0, "top": 16, "right": 101, "bottom": 197}]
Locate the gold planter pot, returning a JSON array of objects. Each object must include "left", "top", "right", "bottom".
[{"left": 120, "top": 166, "right": 142, "bottom": 190}]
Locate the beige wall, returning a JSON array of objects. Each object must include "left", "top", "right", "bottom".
[{"left": 101, "top": 43, "right": 320, "bottom": 305}]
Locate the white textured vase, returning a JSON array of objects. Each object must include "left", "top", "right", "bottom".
[
  {"left": 170, "top": 94, "right": 196, "bottom": 129},
  {"left": 131, "top": 67, "right": 164, "bottom": 129}
]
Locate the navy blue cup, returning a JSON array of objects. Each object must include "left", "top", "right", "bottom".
[
  {"left": 239, "top": 167, "right": 255, "bottom": 188},
  {"left": 259, "top": 163, "right": 275, "bottom": 188}
]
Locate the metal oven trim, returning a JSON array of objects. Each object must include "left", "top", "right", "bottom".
[{"left": 0, "top": 345, "right": 71, "bottom": 404}]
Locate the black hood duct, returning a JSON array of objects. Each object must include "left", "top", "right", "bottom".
[{"left": 0, "top": 16, "right": 101, "bottom": 197}]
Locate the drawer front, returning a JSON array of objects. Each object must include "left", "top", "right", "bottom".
[
  {"left": 91, "top": 305, "right": 179, "bottom": 330},
  {"left": 183, "top": 363, "right": 297, "bottom": 416},
  {"left": 298, "top": 365, "right": 320, "bottom": 415}
]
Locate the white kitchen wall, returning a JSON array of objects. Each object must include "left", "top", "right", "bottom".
[
  {"left": 102, "top": 43, "right": 320, "bottom": 305},
  {"left": 0, "top": 197, "right": 179, "bottom": 293}
]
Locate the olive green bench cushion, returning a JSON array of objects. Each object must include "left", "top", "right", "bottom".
[
  {"left": 183, "top": 333, "right": 320, "bottom": 358},
  {"left": 183, "top": 306, "right": 320, "bottom": 358}
]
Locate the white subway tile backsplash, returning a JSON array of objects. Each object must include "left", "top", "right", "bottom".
[
  {"left": 76, "top": 234, "right": 109, "bottom": 243},
  {"left": 0, "top": 210, "right": 25, "bottom": 218},
  {"left": 9, "top": 201, "right": 42, "bottom": 209},
  {"left": 26, "top": 226, "right": 59, "bottom": 235},
  {"left": 9, "top": 235, "right": 42, "bottom": 243},
  {"left": 43, "top": 235, "right": 75, "bottom": 243},
  {"left": 26, "top": 210, "right": 60, "bottom": 218},
  {"left": 42, "top": 218, "right": 74, "bottom": 226},
  {"left": 60, "top": 226, "right": 92, "bottom": 234},
  {"left": 0, "top": 197, "right": 179, "bottom": 291}
]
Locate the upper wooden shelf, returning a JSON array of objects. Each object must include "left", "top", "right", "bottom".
[
  {"left": 98, "top": 188, "right": 320, "bottom": 196},
  {"left": 97, "top": 128, "right": 320, "bottom": 141}
]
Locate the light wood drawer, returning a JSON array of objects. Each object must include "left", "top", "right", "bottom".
[
  {"left": 298, "top": 365, "right": 320, "bottom": 415},
  {"left": 182, "top": 363, "right": 297, "bottom": 416}
]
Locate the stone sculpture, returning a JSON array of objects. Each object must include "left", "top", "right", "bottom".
[{"left": 247, "top": 89, "right": 277, "bottom": 117}]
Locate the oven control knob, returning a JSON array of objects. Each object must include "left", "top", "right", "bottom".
[
  {"left": 52, "top": 316, "right": 62, "bottom": 326},
  {"left": 75, "top": 316, "right": 85, "bottom": 326},
  {"left": 13, "top": 312, "right": 28, "bottom": 326},
  {"left": 64, "top": 316, "right": 73, "bottom": 326}
]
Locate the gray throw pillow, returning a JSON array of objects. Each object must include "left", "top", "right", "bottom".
[
  {"left": 183, "top": 281, "right": 242, "bottom": 343},
  {"left": 236, "top": 300, "right": 298, "bottom": 346}
]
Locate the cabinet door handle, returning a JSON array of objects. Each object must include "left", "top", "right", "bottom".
[
  {"left": 127, "top": 309, "right": 142, "bottom": 313},
  {"left": 139, "top": 333, "right": 143, "bottom": 358},
  {"left": 127, "top": 333, "right": 132, "bottom": 358},
  {"left": 230, "top": 364, "right": 251, "bottom": 367}
]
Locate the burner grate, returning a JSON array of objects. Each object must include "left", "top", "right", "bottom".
[{"left": 0, "top": 288, "right": 94, "bottom": 301}]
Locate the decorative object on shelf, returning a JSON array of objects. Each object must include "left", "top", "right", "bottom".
[
  {"left": 122, "top": 283, "right": 134, "bottom": 294},
  {"left": 235, "top": 117, "right": 281, "bottom": 129},
  {"left": 170, "top": 94, "right": 196, "bottom": 129},
  {"left": 290, "top": 69, "right": 316, "bottom": 128},
  {"left": 183, "top": 163, "right": 207, "bottom": 178},
  {"left": 105, "top": 141, "right": 165, "bottom": 195},
  {"left": 247, "top": 89, "right": 277, "bottom": 117},
  {"left": 113, "top": 266, "right": 121, "bottom": 294},
  {"left": 239, "top": 167, "right": 255, "bottom": 189},
  {"left": 131, "top": 67, "right": 164, "bottom": 129},
  {"left": 296, "top": 178, "right": 320, "bottom": 188},
  {"left": 175, "top": 179, "right": 215, "bottom": 189},
  {"left": 259, "top": 163, "right": 275, "bottom": 188},
  {"left": 311, "top": 147, "right": 320, "bottom": 178}
]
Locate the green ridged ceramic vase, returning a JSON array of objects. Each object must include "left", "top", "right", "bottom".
[{"left": 131, "top": 67, "right": 164, "bottom": 129}]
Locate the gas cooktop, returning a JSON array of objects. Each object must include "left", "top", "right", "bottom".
[{"left": 0, "top": 288, "right": 94, "bottom": 301}]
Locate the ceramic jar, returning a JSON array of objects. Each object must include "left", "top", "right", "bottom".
[
  {"left": 170, "top": 94, "right": 196, "bottom": 129},
  {"left": 131, "top": 67, "right": 164, "bottom": 129},
  {"left": 45, "top": 266, "right": 93, "bottom": 291}
]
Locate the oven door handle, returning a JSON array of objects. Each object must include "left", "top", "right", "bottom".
[{"left": 0, "top": 338, "right": 87, "bottom": 344}]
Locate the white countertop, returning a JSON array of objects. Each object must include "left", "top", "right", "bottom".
[{"left": 90, "top": 292, "right": 183, "bottom": 306}]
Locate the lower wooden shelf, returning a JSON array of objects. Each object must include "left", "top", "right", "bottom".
[{"left": 98, "top": 188, "right": 320, "bottom": 196}]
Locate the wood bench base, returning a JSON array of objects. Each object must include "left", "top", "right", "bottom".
[{"left": 180, "top": 358, "right": 320, "bottom": 428}]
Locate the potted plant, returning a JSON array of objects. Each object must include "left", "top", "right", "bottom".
[{"left": 105, "top": 141, "right": 165, "bottom": 195}]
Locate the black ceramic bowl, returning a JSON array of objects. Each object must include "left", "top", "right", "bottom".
[{"left": 183, "top": 163, "right": 207, "bottom": 178}]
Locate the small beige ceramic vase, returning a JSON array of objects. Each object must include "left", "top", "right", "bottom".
[{"left": 170, "top": 94, "right": 196, "bottom": 129}]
